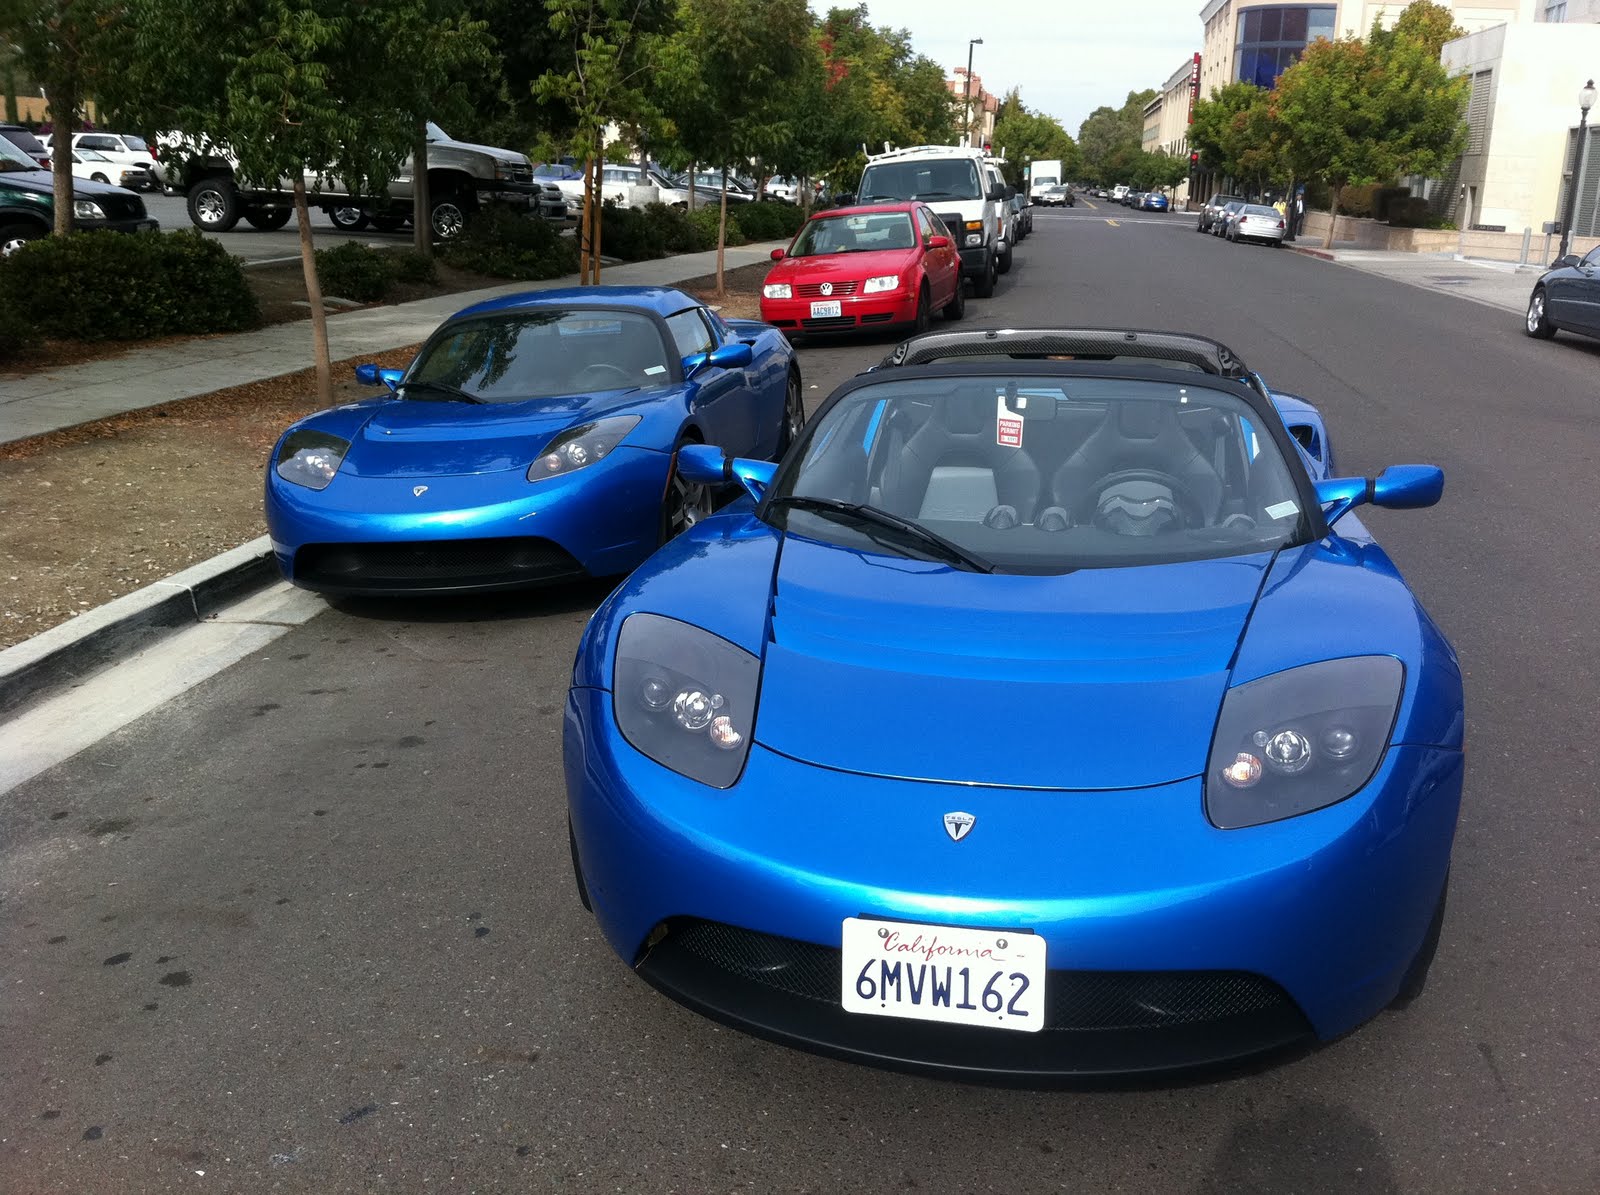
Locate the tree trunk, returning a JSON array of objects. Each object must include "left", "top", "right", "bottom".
[
  {"left": 1324, "top": 181, "right": 1341, "bottom": 250},
  {"left": 716, "top": 168, "right": 728, "bottom": 297},
  {"left": 412, "top": 120, "right": 432, "bottom": 257},
  {"left": 294, "top": 177, "right": 334, "bottom": 408},
  {"left": 580, "top": 158, "right": 595, "bottom": 285},
  {"left": 687, "top": 164, "right": 697, "bottom": 211},
  {"left": 593, "top": 162, "right": 604, "bottom": 285},
  {"left": 45, "top": 82, "right": 78, "bottom": 237}
]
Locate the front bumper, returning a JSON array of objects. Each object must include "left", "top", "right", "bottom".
[
  {"left": 265, "top": 446, "right": 671, "bottom": 594},
  {"left": 760, "top": 289, "right": 919, "bottom": 336},
  {"left": 565, "top": 684, "right": 1464, "bottom": 1078},
  {"left": 82, "top": 216, "right": 159, "bottom": 235}
]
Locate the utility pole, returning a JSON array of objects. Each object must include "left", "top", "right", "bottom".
[{"left": 963, "top": 38, "right": 983, "bottom": 148}]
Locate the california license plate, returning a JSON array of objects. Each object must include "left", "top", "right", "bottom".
[
  {"left": 809, "top": 300, "right": 842, "bottom": 318},
  {"left": 840, "top": 917, "right": 1046, "bottom": 1032}
]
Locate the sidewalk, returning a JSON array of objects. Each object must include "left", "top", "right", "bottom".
[
  {"left": 0, "top": 241, "right": 785, "bottom": 446},
  {"left": 1287, "top": 243, "right": 1537, "bottom": 317}
]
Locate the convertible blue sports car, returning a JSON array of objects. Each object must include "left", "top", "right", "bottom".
[
  {"left": 264, "top": 286, "right": 801, "bottom": 594},
  {"left": 563, "top": 328, "right": 1465, "bottom": 1082}
]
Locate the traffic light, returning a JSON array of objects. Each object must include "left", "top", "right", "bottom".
[{"left": 1190, "top": 151, "right": 1199, "bottom": 166}]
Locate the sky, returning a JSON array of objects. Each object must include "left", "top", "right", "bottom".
[{"left": 806, "top": 0, "right": 1206, "bottom": 137}]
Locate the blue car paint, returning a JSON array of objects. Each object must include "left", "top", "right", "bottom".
[
  {"left": 264, "top": 287, "right": 796, "bottom": 592},
  {"left": 563, "top": 358, "right": 1464, "bottom": 1074}
]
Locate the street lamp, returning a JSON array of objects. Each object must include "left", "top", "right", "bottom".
[
  {"left": 1558, "top": 78, "right": 1597, "bottom": 260},
  {"left": 963, "top": 38, "right": 983, "bottom": 148}
]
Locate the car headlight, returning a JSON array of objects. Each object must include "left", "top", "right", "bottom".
[
  {"left": 613, "top": 613, "right": 759, "bottom": 788},
  {"left": 762, "top": 282, "right": 792, "bottom": 299},
  {"left": 863, "top": 275, "right": 900, "bottom": 294},
  {"left": 275, "top": 429, "right": 350, "bottom": 491},
  {"left": 73, "top": 199, "right": 106, "bottom": 219},
  {"left": 964, "top": 233, "right": 982, "bottom": 247},
  {"left": 1205, "top": 656, "right": 1404, "bottom": 830},
  {"left": 527, "top": 415, "right": 640, "bottom": 480}
]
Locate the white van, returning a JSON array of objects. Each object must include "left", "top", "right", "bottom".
[
  {"left": 1112, "top": 184, "right": 1130, "bottom": 202},
  {"left": 854, "top": 145, "right": 1006, "bottom": 298}
]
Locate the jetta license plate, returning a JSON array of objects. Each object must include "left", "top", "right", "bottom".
[
  {"left": 809, "top": 300, "right": 842, "bottom": 319},
  {"left": 840, "top": 917, "right": 1045, "bottom": 1032}
]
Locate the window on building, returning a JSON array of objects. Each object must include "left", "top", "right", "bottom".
[
  {"left": 1234, "top": 6, "right": 1337, "bottom": 89},
  {"left": 1466, "top": 70, "right": 1493, "bottom": 155},
  {"left": 1544, "top": 2, "right": 1568, "bottom": 21}
]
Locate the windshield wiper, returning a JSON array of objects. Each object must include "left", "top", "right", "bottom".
[
  {"left": 398, "top": 379, "right": 484, "bottom": 404},
  {"left": 860, "top": 193, "right": 901, "bottom": 203},
  {"left": 913, "top": 190, "right": 963, "bottom": 199},
  {"left": 768, "top": 495, "right": 995, "bottom": 573}
]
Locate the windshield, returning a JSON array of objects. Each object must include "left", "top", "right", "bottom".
[
  {"left": 0, "top": 135, "right": 41, "bottom": 172},
  {"left": 858, "top": 158, "right": 982, "bottom": 203},
  {"left": 406, "top": 310, "right": 675, "bottom": 402},
  {"left": 767, "top": 375, "right": 1312, "bottom": 573},
  {"left": 790, "top": 211, "right": 916, "bottom": 256}
]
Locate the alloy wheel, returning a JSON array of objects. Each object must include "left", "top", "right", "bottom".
[
  {"left": 195, "top": 190, "right": 227, "bottom": 225},
  {"left": 431, "top": 201, "right": 466, "bottom": 240},
  {"left": 662, "top": 454, "right": 712, "bottom": 541}
]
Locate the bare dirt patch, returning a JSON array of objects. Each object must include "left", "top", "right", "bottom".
[{"left": 0, "top": 260, "right": 774, "bottom": 650}]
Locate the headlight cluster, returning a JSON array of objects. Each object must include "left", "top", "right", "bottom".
[
  {"left": 528, "top": 415, "right": 639, "bottom": 481},
  {"left": 863, "top": 275, "right": 900, "bottom": 294},
  {"left": 1205, "top": 656, "right": 1403, "bottom": 829},
  {"left": 762, "top": 282, "right": 792, "bottom": 299},
  {"left": 275, "top": 429, "right": 351, "bottom": 491},
  {"left": 73, "top": 199, "right": 106, "bottom": 220},
  {"left": 613, "top": 613, "right": 759, "bottom": 788}
]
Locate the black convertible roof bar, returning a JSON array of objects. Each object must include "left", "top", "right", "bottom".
[{"left": 880, "top": 328, "right": 1255, "bottom": 380}]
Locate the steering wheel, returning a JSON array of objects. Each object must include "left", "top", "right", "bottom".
[
  {"left": 573, "top": 363, "right": 636, "bottom": 390},
  {"left": 1075, "top": 468, "right": 1207, "bottom": 531}
]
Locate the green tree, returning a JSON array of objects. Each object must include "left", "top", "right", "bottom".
[
  {"left": 100, "top": 0, "right": 463, "bottom": 404},
  {"left": 1189, "top": 81, "right": 1268, "bottom": 181},
  {"left": 990, "top": 94, "right": 1080, "bottom": 188},
  {"left": 1077, "top": 88, "right": 1154, "bottom": 185}
]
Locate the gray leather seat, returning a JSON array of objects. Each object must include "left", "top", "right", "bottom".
[
  {"left": 1051, "top": 402, "right": 1224, "bottom": 523},
  {"left": 879, "top": 389, "right": 1040, "bottom": 523}
]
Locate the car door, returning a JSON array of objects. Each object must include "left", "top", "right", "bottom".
[
  {"left": 1569, "top": 246, "right": 1600, "bottom": 333},
  {"left": 915, "top": 206, "right": 955, "bottom": 307},
  {"left": 666, "top": 307, "right": 757, "bottom": 456}
]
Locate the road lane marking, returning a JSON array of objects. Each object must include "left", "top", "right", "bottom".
[{"left": 1106, "top": 219, "right": 1119, "bottom": 227}]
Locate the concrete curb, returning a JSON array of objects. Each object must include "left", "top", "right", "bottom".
[
  {"left": 1286, "top": 244, "right": 1335, "bottom": 261},
  {"left": 0, "top": 535, "right": 277, "bottom": 718}
]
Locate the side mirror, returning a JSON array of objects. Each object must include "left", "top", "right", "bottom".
[
  {"left": 354, "top": 363, "right": 402, "bottom": 392},
  {"left": 833, "top": 192, "right": 856, "bottom": 206},
  {"left": 1004, "top": 185, "right": 1017, "bottom": 200},
  {"left": 685, "top": 341, "right": 753, "bottom": 377},
  {"left": 1552, "top": 253, "right": 1581, "bottom": 269},
  {"left": 1315, "top": 465, "right": 1443, "bottom": 522},
  {"left": 675, "top": 444, "right": 778, "bottom": 503},
  {"left": 988, "top": 184, "right": 1006, "bottom": 202},
  {"left": 770, "top": 248, "right": 785, "bottom": 261},
  {"left": 926, "top": 234, "right": 951, "bottom": 249}
]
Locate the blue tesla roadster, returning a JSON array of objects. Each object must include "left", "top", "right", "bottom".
[
  {"left": 265, "top": 286, "right": 801, "bottom": 594},
  {"left": 563, "top": 328, "right": 1464, "bottom": 1082}
]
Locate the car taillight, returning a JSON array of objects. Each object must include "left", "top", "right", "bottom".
[{"left": 1278, "top": 220, "right": 1285, "bottom": 228}]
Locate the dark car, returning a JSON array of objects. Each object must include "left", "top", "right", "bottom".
[
  {"left": 1525, "top": 244, "right": 1600, "bottom": 343},
  {"left": 0, "top": 133, "right": 159, "bottom": 256},
  {"left": 1198, "top": 193, "right": 1245, "bottom": 234},
  {"left": 0, "top": 124, "right": 51, "bottom": 169}
]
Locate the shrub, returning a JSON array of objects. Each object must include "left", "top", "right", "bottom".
[
  {"left": 0, "top": 228, "right": 257, "bottom": 342},
  {"left": 0, "top": 286, "right": 34, "bottom": 359},
  {"left": 641, "top": 202, "right": 713, "bottom": 253},
  {"left": 1337, "top": 184, "right": 1380, "bottom": 219},
  {"left": 315, "top": 240, "right": 396, "bottom": 303},
  {"left": 440, "top": 207, "right": 579, "bottom": 280},
  {"left": 392, "top": 250, "right": 438, "bottom": 285},
  {"left": 600, "top": 201, "right": 669, "bottom": 261},
  {"left": 687, "top": 203, "right": 747, "bottom": 248},
  {"left": 731, "top": 200, "right": 806, "bottom": 243}
]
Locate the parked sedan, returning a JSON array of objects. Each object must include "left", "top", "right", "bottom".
[
  {"left": 1138, "top": 192, "right": 1170, "bottom": 212},
  {"left": 1525, "top": 244, "right": 1600, "bottom": 342},
  {"left": 68, "top": 148, "right": 154, "bottom": 192},
  {"left": 1228, "top": 204, "right": 1287, "bottom": 246},
  {"left": 1037, "top": 184, "right": 1074, "bottom": 207},
  {"left": 1197, "top": 193, "right": 1245, "bottom": 234},
  {"left": 265, "top": 287, "right": 802, "bottom": 595},
  {"left": 760, "top": 202, "right": 964, "bottom": 341},
  {"left": 565, "top": 325, "right": 1461, "bottom": 1082}
]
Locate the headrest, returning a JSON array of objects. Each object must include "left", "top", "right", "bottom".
[
  {"left": 943, "top": 388, "right": 996, "bottom": 436},
  {"left": 1117, "top": 402, "right": 1173, "bottom": 440}
]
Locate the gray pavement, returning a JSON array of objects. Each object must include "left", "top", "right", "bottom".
[
  {"left": 4, "top": 205, "right": 1600, "bottom": 1192},
  {"left": 0, "top": 240, "right": 784, "bottom": 446}
]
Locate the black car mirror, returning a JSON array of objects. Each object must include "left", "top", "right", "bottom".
[{"left": 1551, "top": 253, "right": 1581, "bottom": 269}]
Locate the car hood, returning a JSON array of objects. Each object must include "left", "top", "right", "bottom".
[
  {"left": 772, "top": 249, "right": 915, "bottom": 280},
  {"left": 339, "top": 389, "right": 653, "bottom": 478},
  {"left": 0, "top": 167, "right": 134, "bottom": 198},
  {"left": 432, "top": 136, "right": 531, "bottom": 167},
  {"left": 753, "top": 536, "right": 1274, "bottom": 789}
]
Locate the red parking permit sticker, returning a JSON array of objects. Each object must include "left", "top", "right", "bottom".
[{"left": 996, "top": 396, "right": 1024, "bottom": 448}]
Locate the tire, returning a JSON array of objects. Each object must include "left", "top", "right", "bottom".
[
  {"left": 90, "top": 172, "right": 109, "bottom": 184},
  {"left": 243, "top": 207, "right": 291, "bottom": 231},
  {"left": 1196, "top": 219, "right": 1205, "bottom": 233},
  {"left": 1390, "top": 875, "right": 1448, "bottom": 1008},
  {"left": 971, "top": 253, "right": 996, "bottom": 298},
  {"left": 996, "top": 239, "right": 1013, "bottom": 275},
  {"left": 372, "top": 215, "right": 408, "bottom": 233},
  {"left": 912, "top": 283, "right": 931, "bottom": 335},
  {"left": 660, "top": 439, "right": 714, "bottom": 544},
  {"left": 1526, "top": 286, "right": 1557, "bottom": 339},
  {"left": 329, "top": 206, "right": 370, "bottom": 232},
  {"left": 187, "top": 176, "right": 240, "bottom": 232},
  {"left": 0, "top": 222, "right": 43, "bottom": 257},
  {"left": 429, "top": 192, "right": 475, "bottom": 241},
  {"left": 941, "top": 271, "right": 966, "bottom": 321},
  {"left": 775, "top": 371, "right": 804, "bottom": 459}
]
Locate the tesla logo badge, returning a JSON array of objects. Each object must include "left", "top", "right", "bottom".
[
  {"left": 413, "top": 485, "right": 429, "bottom": 497},
  {"left": 819, "top": 282, "right": 833, "bottom": 296},
  {"left": 943, "top": 811, "right": 976, "bottom": 842}
]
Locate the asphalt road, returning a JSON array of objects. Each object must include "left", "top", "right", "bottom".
[
  {"left": 4, "top": 203, "right": 1599, "bottom": 1193},
  {"left": 143, "top": 192, "right": 452, "bottom": 263}
]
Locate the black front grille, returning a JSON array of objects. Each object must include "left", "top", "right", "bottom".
[
  {"left": 294, "top": 536, "right": 584, "bottom": 593},
  {"left": 800, "top": 315, "right": 858, "bottom": 330},
  {"left": 95, "top": 193, "right": 147, "bottom": 220},
  {"left": 642, "top": 919, "right": 1313, "bottom": 1080},
  {"left": 860, "top": 312, "right": 894, "bottom": 324},
  {"left": 934, "top": 211, "right": 968, "bottom": 239}
]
